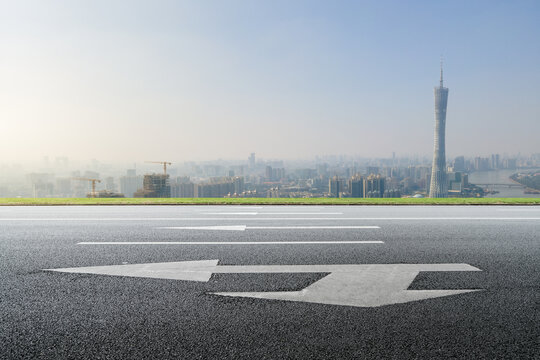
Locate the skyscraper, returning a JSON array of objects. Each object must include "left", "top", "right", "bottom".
[{"left": 429, "top": 61, "right": 449, "bottom": 198}]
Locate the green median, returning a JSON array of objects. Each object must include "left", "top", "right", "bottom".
[{"left": 0, "top": 198, "right": 539, "bottom": 205}]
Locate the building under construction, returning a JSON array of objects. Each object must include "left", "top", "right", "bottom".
[{"left": 134, "top": 174, "right": 171, "bottom": 198}]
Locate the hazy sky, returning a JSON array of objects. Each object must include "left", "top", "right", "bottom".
[{"left": 1, "top": 0, "right": 539, "bottom": 162}]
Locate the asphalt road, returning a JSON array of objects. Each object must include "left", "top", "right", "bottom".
[{"left": 1, "top": 205, "right": 539, "bottom": 359}]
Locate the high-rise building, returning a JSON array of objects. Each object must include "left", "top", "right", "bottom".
[
  {"left": 348, "top": 175, "right": 364, "bottom": 198},
  {"left": 194, "top": 177, "right": 239, "bottom": 198},
  {"left": 120, "top": 170, "right": 143, "bottom": 197},
  {"left": 328, "top": 176, "right": 344, "bottom": 198},
  {"left": 490, "top": 154, "right": 500, "bottom": 169},
  {"left": 55, "top": 178, "right": 72, "bottom": 197},
  {"left": 453, "top": 156, "right": 465, "bottom": 172},
  {"left": 104, "top": 177, "right": 116, "bottom": 192},
  {"left": 248, "top": 153, "right": 256, "bottom": 169},
  {"left": 265, "top": 166, "right": 273, "bottom": 181},
  {"left": 429, "top": 61, "right": 449, "bottom": 198},
  {"left": 364, "top": 174, "right": 385, "bottom": 198},
  {"left": 171, "top": 176, "right": 195, "bottom": 197},
  {"left": 233, "top": 176, "right": 245, "bottom": 194},
  {"left": 503, "top": 158, "right": 517, "bottom": 169},
  {"left": 474, "top": 157, "right": 490, "bottom": 171}
]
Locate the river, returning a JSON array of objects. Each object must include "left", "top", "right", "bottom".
[{"left": 468, "top": 168, "right": 540, "bottom": 198}]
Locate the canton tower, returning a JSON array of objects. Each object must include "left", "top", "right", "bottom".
[{"left": 429, "top": 61, "right": 449, "bottom": 198}]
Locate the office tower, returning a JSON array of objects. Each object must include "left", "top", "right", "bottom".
[{"left": 429, "top": 61, "right": 449, "bottom": 198}]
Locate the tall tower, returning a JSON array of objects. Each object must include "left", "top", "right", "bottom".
[{"left": 429, "top": 60, "right": 449, "bottom": 198}]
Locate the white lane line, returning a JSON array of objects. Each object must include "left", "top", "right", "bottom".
[
  {"left": 2, "top": 217, "right": 540, "bottom": 221},
  {"left": 160, "top": 225, "right": 247, "bottom": 231},
  {"left": 260, "top": 212, "right": 343, "bottom": 215},
  {"left": 77, "top": 241, "right": 384, "bottom": 245},
  {"left": 202, "top": 212, "right": 258, "bottom": 215},
  {"left": 497, "top": 209, "right": 540, "bottom": 211},
  {"left": 199, "top": 207, "right": 264, "bottom": 211},
  {"left": 158, "top": 225, "right": 380, "bottom": 231},
  {"left": 201, "top": 212, "right": 344, "bottom": 215},
  {"left": 249, "top": 226, "right": 379, "bottom": 229}
]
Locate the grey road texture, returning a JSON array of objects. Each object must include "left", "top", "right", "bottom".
[{"left": 1, "top": 205, "right": 539, "bottom": 359}]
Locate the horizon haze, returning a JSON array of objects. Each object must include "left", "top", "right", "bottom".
[{"left": 1, "top": 0, "right": 539, "bottom": 163}]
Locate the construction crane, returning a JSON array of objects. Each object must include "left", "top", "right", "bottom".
[
  {"left": 72, "top": 177, "right": 101, "bottom": 198},
  {"left": 145, "top": 161, "right": 172, "bottom": 175}
]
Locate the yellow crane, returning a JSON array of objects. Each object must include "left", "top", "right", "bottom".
[
  {"left": 72, "top": 177, "right": 101, "bottom": 198},
  {"left": 145, "top": 161, "right": 172, "bottom": 175}
]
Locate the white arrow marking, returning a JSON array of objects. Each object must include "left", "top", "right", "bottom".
[
  {"left": 158, "top": 225, "right": 380, "bottom": 231},
  {"left": 45, "top": 261, "right": 481, "bottom": 307}
]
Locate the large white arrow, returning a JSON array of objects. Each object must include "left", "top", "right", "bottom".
[{"left": 46, "top": 260, "right": 482, "bottom": 307}]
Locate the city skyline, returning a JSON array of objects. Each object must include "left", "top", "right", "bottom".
[
  {"left": 4, "top": 149, "right": 538, "bottom": 199},
  {"left": 1, "top": 1, "right": 539, "bottom": 162}
]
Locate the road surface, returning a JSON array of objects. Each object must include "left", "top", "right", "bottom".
[{"left": 1, "top": 205, "right": 539, "bottom": 359}]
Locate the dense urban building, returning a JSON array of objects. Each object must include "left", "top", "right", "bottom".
[
  {"left": 192, "top": 176, "right": 245, "bottom": 198},
  {"left": 119, "top": 169, "right": 143, "bottom": 198},
  {"left": 364, "top": 174, "right": 385, "bottom": 198},
  {"left": 1, "top": 151, "right": 538, "bottom": 199},
  {"left": 328, "top": 176, "right": 345, "bottom": 198},
  {"left": 170, "top": 176, "right": 195, "bottom": 197},
  {"left": 453, "top": 156, "right": 465, "bottom": 172},
  {"left": 349, "top": 175, "right": 364, "bottom": 198}
]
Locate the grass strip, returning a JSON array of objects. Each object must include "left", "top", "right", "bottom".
[{"left": 0, "top": 198, "right": 539, "bottom": 205}]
